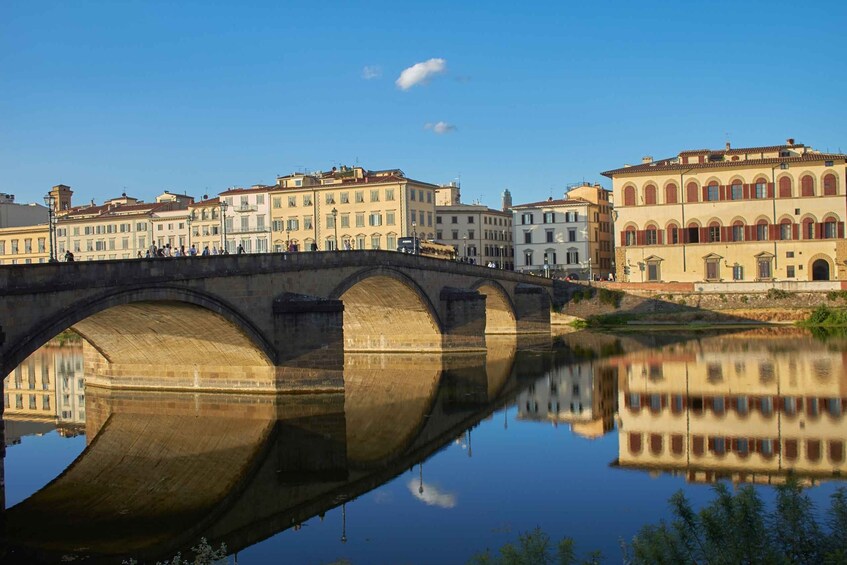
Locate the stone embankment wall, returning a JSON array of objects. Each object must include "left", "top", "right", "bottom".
[{"left": 553, "top": 281, "right": 847, "bottom": 325}]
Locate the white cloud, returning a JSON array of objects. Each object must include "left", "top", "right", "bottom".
[
  {"left": 425, "top": 121, "right": 457, "bottom": 134},
  {"left": 407, "top": 479, "right": 457, "bottom": 508},
  {"left": 396, "top": 58, "right": 446, "bottom": 90},
  {"left": 362, "top": 65, "right": 382, "bottom": 80}
]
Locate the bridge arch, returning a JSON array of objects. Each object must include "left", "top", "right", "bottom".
[
  {"left": 471, "top": 279, "right": 518, "bottom": 334},
  {"left": 330, "top": 267, "right": 443, "bottom": 351},
  {"left": 3, "top": 285, "right": 275, "bottom": 378}
]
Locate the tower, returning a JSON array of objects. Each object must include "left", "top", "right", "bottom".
[
  {"left": 501, "top": 189, "right": 512, "bottom": 212},
  {"left": 50, "top": 184, "right": 73, "bottom": 214}
]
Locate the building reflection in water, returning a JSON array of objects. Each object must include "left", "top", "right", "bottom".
[
  {"left": 1, "top": 334, "right": 536, "bottom": 563},
  {"left": 611, "top": 329, "right": 847, "bottom": 485}
]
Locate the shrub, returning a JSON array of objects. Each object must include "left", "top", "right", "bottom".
[
  {"left": 800, "top": 305, "right": 847, "bottom": 327},
  {"left": 598, "top": 288, "right": 623, "bottom": 309},
  {"left": 767, "top": 288, "right": 792, "bottom": 300},
  {"left": 740, "top": 295, "right": 749, "bottom": 303}
]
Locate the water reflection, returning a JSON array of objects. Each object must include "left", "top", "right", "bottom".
[
  {"left": 3, "top": 328, "right": 847, "bottom": 562},
  {"left": 1, "top": 335, "right": 543, "bottom": 563}
]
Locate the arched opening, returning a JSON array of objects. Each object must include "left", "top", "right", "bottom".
[
  {"left": 474, "top": 282, "right": 518, "bottom": 334},
  {"left": 812, "top": 259, "right": 831, "bottom": 281},
  {"left": 335, "top": 272, "right": 442, "bottom": 351}
]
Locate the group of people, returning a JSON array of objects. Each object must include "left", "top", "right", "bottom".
[{"left": 140, "top": 243, "right": 230, "bottom": 258}]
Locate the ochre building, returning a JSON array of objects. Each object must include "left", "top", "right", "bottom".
[{"left": 603, "top": 140, "right": 847, "bottom": 283}]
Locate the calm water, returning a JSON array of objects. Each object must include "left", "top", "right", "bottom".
[{"left": 3, "top": 328, "right": 847, "bottom": 564}]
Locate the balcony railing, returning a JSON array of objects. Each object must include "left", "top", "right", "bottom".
[{"left": 233, "top": 204, "right": 258, "bottom": 213}]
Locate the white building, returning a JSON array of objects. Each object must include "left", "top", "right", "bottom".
[
  {"left": 220, "top": 186, "right": 271, "bottom": 254},
  {"left": 511, "top": 184, "right": 613, "bottom": 279}
]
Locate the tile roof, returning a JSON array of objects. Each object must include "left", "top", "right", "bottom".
[
  {"left": 219, "top": 186, "right": 273, "bottom": 195},
  {"left": 602, "top": 153, "right": 847, "bottom": 177},
  {"left": 678, "top": 143, "right": 806, "bottom": 156},
  {"left": 511, "top": 197, "right": 592, "bottom": 209}
]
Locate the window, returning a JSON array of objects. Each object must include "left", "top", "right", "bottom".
[
  {"left": 523, "top": 232, "right": 532, "bottom": 244},
  {"left": 644, "top": 184, "right": 657, "bottom": 205},
  {"left": 386, "top": 188, "right": 395, "bottom": 201},
  {"left": 521, "top": 213, "right": 534, "bottom": 225},
  {"left": 288, "top": 196, "right": 296, "bottom": 207},
  {"left": 340, "top": 192, "right": 349, "bottom": 204},
  {"left": 787, "top": 265, "right": 795, "bottom": 278},
  {"left": 687, "top": 225, "right": 700, "bottom": 244},
  {"left": 452, "top": 230, "right": 459, "bottom": 239},
  {"left": 731, "top": 183, "right": 743, "bottom": 200},
  {"left": 707, "top": 184, "right": 719, "bottom": 201},
  {"left": 325, "top": 193, "right": 335, "bottom": 204},
  {"left": 370, "top": 234, "right": 381, "bottom": 250},
  {"left": 705, "top": 258, "right": 720, "bottom": 281},
  {"left": 566, "top": 248, "right": 579, "bottom": 264},
  {"left": 468, "top": 215, "right": 475, "bottom": 224},
  {"left": 686, "top": 182, "right": 699, "bottom": 202},
  {"left": 732, "top": 264, "right": 744, "bottom": 280},
  {"left": 355, "top": 191, "right": 364, "bottom": 203},
  {"left": 755, "top": 182, "right": 767, "bottom": 199},
  {"left": 355, "top": 213, "right": 365, "bottom": 228},
  {"left": 646, "top": 227, "right": 658, "bottom": 245},
  {"left": 303, "top": 195, "right": 312, "bottom": 206},
  {"left": 340, "top": 214, "right": 350, "bottom": 228},
  {"left": 543, "top": 212, "right": 555, "bottom": 223},
  {"left": 732, "top": 223, "right": 744, "bottom": 242},
  {"left": 303, "top": 216, "right": 312, "bottom": 229},
  {"left": 524, "top": 251, "right": 533, "bottom": 266},
  {"left": 801, "top": 175, "right": 815, "bottom": 197},
  {"left": 647, "top": 260, "right": 660, "bottom": 282},
  {"left": 623, "top": 186, "right": 635, "bottom": 206},
  {"left": 780, "top": 221, "right": 792, "bottom": 240},
  {"left": 386, "top": 211, "right": 395, "bottom": 225},
  {"left": 757, "top": 257, "right": 773, "bottom": 279},
  {"left": 568, "top": 228, "right": 576, "bottom": 242},
  {"left": 756, "top": 222, "right": 768, "bottom": 241},
  {"left": 625, "top": 229, "right": 636, "bottom": 246},
  {"left": 545, "top": 230, "right": 554, "bottom": 243},
  {"left": 804, "top": 219, "right": 815, "bottom": 239},
  {"left": 665, "top": 183, "right": 678, "bottom": 204},
  {"left": 779, "top": 177, "right": 792, "bottom": 197},
  {"left": 451, "top": 216, "right": 458, "bottom": 224},
  {"left": 273, "top": 197, "right": 282, "bottom": 209},
  {"left": 368, "top": 213, "right": 382, "bottom": 227},
  {"left": 824, "top": 220, "right": 837, "bottom": 239},
  {"left": 708, "top": 224, "right": 720, "bottom": 242},
  {"left": 370, "top": 189, "right": 380, "bottom": 202}
]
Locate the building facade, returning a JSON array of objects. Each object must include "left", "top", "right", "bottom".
[
  {"left": 0, "top": 224, "right": 50, "bottom": 265},
  {"left": 269, "top": 166, "right": 438, "bottom": 252},
  {"left": 604, "top": 141, "right": 847, "bottom": 283},
  {"left": 219, "top": 186, "right": 271, "bottom": 254},
  {"left": 434, "top": 183, "right": 513, "bottom": 268},
  {"left": 511, "top": 183, "right": 613, "bottom": 279},
  {"left": 188, "top": 197, "right": 222, "bottom": 254}
]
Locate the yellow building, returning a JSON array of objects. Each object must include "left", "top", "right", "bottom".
[
  {"left": 188, "top": 197, "right": 222, "bottom": 254},
  {"left": 603, "top": 140, "right": 847, "bottom": 283},
  {"left": 269, "top": 166, "right": 438, "bottom": 252},
  {"left": 0, "top": 223, "right": 50, "bottom": 265},
  {"left": 612, "top": 330, "right": 847, "bottom": 484}
]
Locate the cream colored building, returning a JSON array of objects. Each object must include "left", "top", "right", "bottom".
[
  {"left": 220, "top": 186, "right": 271, "bottom": 254},
  {"left": 0, "top": 223, "right": 50, "bottom": 265},
  {"left": 613, "top": 331, "right": 847, "bottom": 484},
  {"left": 511, "top": 183, "right": 613, "bottom": 279},
  {"left": 188, "top": 197, "right": 222, "bottom": 254},
  {"left": 270, "top": 166, "right": 438, "bottom": 252},
  {"left": 434, "top": 183, "right": 513, "bottom": 268},
  {"left": 604, "top": 140, "right": 847, "bottom": 283}
]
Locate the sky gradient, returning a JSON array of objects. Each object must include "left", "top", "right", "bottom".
[{"left": 3, "top": 1, "right": 846, "bottom": 209}]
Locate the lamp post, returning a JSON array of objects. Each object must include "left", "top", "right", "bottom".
[
  {"left": 285, "top": 223, "right": 290, "bottom": 252},
  {"left": 499, "top": 245, "right": 504, "bottom": 269},
  {"left": 219, "top": 200, "right": 228, "bottom": 253},
  {"left": 463, "top": 233, "right": 467, "bottom": 261},
  {"left": 43, "top": 194, "right": 56, "bottom": 262},
  {"left": 186, "top": 213, "right": 193, "bottom": 250},
  {"left": 331, "top": 207, "right": 338, "bottom": 250},
  {"left": 412, "top": 221, "right": 417, "bottom": 254}
]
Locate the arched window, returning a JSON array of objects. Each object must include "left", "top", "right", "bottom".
[
  {"left": 666, "top": 223, "right": 680, "bottom": 245},
  {"left": 732, "top": 221, "right": 745, "bottom": 242},
  {"left": 623, "top": 186, "right": 636, "bottom": 206},
  {"left": 823, "top": 173, "right": 838, "bottom": 196},
  {"left": 708, "top": 221, "right": 721, "bottom": 242},
  {"left": 686, "top": 182, "right": 699, "bottom": 203},
  {"left": 779, "top": 219, "right": 793, "bottom": 240},
  {"left": 687, "top": 222, "right": 700, "bottom": 243},
  {"left": 823, "top": 217, "right": 838, "bottom": 239},
  {"left": 706, "top": 182, "right": 719, "bottom": 201},
  {"left": 803, "top": 217, "right": 815, "bottom": 240},
  {"left": 624, "top": 227, "right": 636, "bottom": 246},
  {"left": 730, "top": 181, "right": 743, "bottom": 200},
  {"left": 645, "top": 224, "right": 658, "bottom": 245},
  {"left": 754, "top": 179, "right": 768, "bottom": 199},
  {"left": 756, "top": 220, "right": 769, "bottom": 241},
  {"left": 801, "top": 175, "right": 815, "bottom": 197},
  {"left": 779, "top": 176, "right": 793, "bottom": 198},
  {"left": 644, "top": 184, "right": 657, "bottom": 205},
  {"left": 665, "top": 183, "right": 678, "bottom": 204},
  {"left": 650, "top": 434, "right": 663, "bottom": 455},
  {"left": 629, "top": 433, "right": 642, "bottom": 454}
]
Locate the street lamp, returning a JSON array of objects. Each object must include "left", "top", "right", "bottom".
[
  {"left": 499, "top": 245, "right": 504, "bottom": 269},
  {"left": 331, "top": 207, "right": 338, "bottom": 250},
  {"left": 186, "top": 213, "right": 193, "bottom": 250},
  {"left": 412, "top": 221, "right": 417, "bottom": 254},
  {"left": 42, "top": 193, "right": 56, "bottom": 262},
  {"left": 463, "top": 233, "right": 467, "bottom": 261},
  {"left": 219, "top": 200, "right": 228, "bottom": 253}
]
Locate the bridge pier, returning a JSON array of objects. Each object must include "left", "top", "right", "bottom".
[
  {"left": 514, "top": 284, "right": 552, "bottom": 334},
  {"left": 273, "top": 294, "right": 344, "bottom": 392},
  {"left": 439, "top": 288, "right": 487, "bottom": 351}
]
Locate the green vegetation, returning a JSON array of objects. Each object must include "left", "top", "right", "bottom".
[
  {"left": 767, "top": 288, "right": 793, "bottom": 300},
  {"left": 469, "top": 479, "right": 847, "bottom": 565},
  {"left": 584, "top": 313, "right": 638, "bottom": 327},
  {"left": 122, "top": 538, "right": 227, "bottom": 565},
  {"left": 740, "top": 295, "right": 749, "bottom": 303},
  {"left": 570, "top": 289, "right": 595, "bottom": 304},
  {"left": 827, "top": 290, "right": 847, "bottom": 302},
  {"left": 597, "top": 288, "right": 623, "bottom": 309},
  {"left": 799, "top": 305, "right": 847, "bottom": 327},
  {"left": 569, "top": 319, "right": 588, "bottom": 329}
]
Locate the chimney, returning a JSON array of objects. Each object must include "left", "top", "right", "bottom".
[
  {"left": 725, "top": 142, "right": 731, "bottom": 151},
  {"left": 641, "top": 156, "right": 653, "bottom": 164},
  {"left": 787, "top": 138, "right": 795, "bottom": 146}
]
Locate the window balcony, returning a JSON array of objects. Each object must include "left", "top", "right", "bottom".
[{"left": 233, "top": 204, "right": 258, "bottom": 213}]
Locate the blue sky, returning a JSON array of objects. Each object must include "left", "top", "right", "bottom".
[{"left": 2, "top": 1, "right": 846, "bottom": 209}]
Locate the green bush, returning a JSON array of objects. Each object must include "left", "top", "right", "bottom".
[
  {"left": 800, "top": 305, "right": 847, "bottom": 327},
  {"left": 740, "top": 295, "right": 749, "bottom": 303},
  {"left": 767, "top": 288, "right": 792, "bottom": 300},
  {"left": 827, "top": 290, "right": 847, "bottom": 302},
  {"left": 598, "top": 288, "right": 623, "bottom": 309}
]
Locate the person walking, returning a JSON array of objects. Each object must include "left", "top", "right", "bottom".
[{"left": 237, "top": 244, "right": 245, "bottom": 255}]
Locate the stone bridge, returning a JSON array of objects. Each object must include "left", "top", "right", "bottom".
[
  {"left": 3, "top": 346, "right": 565, "bottom": 563},
  {"left": 0, "top": 252, "right": 554, "bottom": 390}
]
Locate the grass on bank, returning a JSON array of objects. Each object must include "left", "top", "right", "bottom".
[
  {"left": 469, "top": 478, "right": 847, "bottom": 564},
  {"left": 798, "top": 305, "right": 847, "bottom": 327}
]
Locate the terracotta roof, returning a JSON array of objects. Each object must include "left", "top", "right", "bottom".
[
  {"left": 189, "top": 197, "right": 220, "bottom": 207},
  {"left": 678, "top": 143, "right": 806, "bottom": 156},
  {"left": 602, "top": 153, "right": 847, "bottom": 178},
  {"left": 219, "top": 186, "right": 272, "bottom": 196},
  {"left": 59, "top": 201, "right": 174, "bottom": 221}
]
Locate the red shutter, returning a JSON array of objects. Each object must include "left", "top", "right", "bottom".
[
  {"left": 658, "top": 230, "right": 664, "bottom": 245},
  {"left": 742, "top": 183, "right": 750, "bottom": 199},
  {"left": 702, "top": 186, "right": 709, "bottom": 201},
  {"left": 719, "top": 185, "right": 726, "bottom": 201},
  {"left": 793, "top": 224, "right": 799, "bottom": 239},
  {"left": 636, "top": 230, "right": 645, "bottom": 246},
  {"left": 839, "top": 222, "right": 845, "bottom": 238},
  {"left": 767, "top": 182, "right": 775, "bottom": 198},
  {"left": 816, "top": 223, "right": 824, "bottom": 239},
  {"left": 746, "top": 225, "right": 755, "bottom": 241},
  {"left": 700, "top": 227, "right": 708, "bottom": 243},
  {"left": 769, "top": 224, "right": 779, "bottom": 240},
  {"left": 620, "top": 232, "right": 627, "bottom": 246}
]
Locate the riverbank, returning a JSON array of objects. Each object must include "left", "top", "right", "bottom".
[{"left": 552, "top": 285, "right": 847, "bottom": 328}]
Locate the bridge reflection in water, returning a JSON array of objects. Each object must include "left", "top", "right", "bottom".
[{"left": 3, "top": 335, "right": 561, "bottom": 563}]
